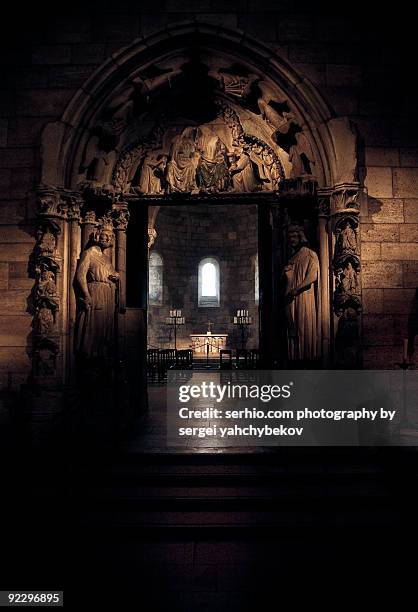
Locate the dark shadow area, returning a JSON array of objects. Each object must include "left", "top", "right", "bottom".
[{"left": 1, "top": 426, "right": 417, "bottom": 609}]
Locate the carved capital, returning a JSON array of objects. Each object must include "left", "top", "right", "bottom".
[
  {"left": 318, "top": 198, "right": 330, "bottom": 218},
  {"left": 330, "top": 183, "right": 361, "bottom": 216},
  {"left": 81, "top": 210, "right": 97, "bottom": 225},
  {"left": 36, "top": 188, "right": 66, "bottom": 219},
  {"left": 97, "top": 214, "right": 114, "bottom": 233},
  {"left": 112, "top": 202, "right": 130, "bottom": 231},
  {"left": 317, "top": 188, "right": 331, "bottom": 217},
  {"left": 65, "top": 196, "right": 82, "bottom": 221}
]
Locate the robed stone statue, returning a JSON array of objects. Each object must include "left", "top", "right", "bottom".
[
  {"left": 74, "top": 222, "right": 119, "bottom": 360},
  {"left": 284, "top": 225, "right": 321, "bottom": 361}
]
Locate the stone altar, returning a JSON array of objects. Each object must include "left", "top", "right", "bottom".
[{"left": 190, "top": 332, "right": 228, "bottom": 355}]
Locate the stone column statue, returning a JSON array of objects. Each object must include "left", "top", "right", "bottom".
[
  {"left": 284, "top": 225, "right": 321, "bottom": 360},
  {"left": 74, "top": 221, "right": 119, "bottom": 360}
]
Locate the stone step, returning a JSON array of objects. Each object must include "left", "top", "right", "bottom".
[
  {"left": 87, "top": 479, "right": 389, "bottom": 500},
  {"left": 80, "top": 502, "right": 398, "bottom": 532}
]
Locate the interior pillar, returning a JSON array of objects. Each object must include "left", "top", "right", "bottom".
[
  {"left": 258, "top": 202, "right": 274, "bottom": 368},
  {"left": 65, "top": 196, "right": 81, "bottom": 381},
  {"left": 317, "top": 191, "right": 331, "bottom": 364}
]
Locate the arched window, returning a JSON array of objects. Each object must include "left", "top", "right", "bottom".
[
  {"left": 148, "top": 251, "right": 163, "bottom": 306},
  {"left": 198, "top": 257, "right": 220, "bottom": 307},
  {"left": 254, "top": 253, "right": 259, "bottom": 304}
]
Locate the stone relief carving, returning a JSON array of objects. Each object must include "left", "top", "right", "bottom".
[
  {"left": 138, "top": 150, "right": 167, "bottom": 195},
  {"left": 288, "top": 132, "right": 316, "bottom": 179},
  {"left": 73, "top": 60, "right": 318, "bottom": 196},
  {"left": 256, "top": 81, "right": 292, "bottom": 131},
  {"left": 229, "top": 145, "right": 258, "bottom": 192},
  {"left": 195, "top": 125, "right": 230, "bottom": 192},
  {"left": 113, "top": 103, "right": 284, "bottom": 195},
  {"left": 166, "top": 129, "right": 200, "bottom": 193},
  {"left": 80, "top": 135, "right": 117, "bottom": 184},
  {"left": 332, "top": 214, "right": 361, "bottom": 314},
  {"left": 218, "top": 67, "right": 255, "bottom": 98},
  {"left": 34, "top": 267, "right": 60, "bottom": 315},
  {"left": 78, "top": 84, "right": 142, "bottom": 187},
  {"left": 113, "top": 122, "right": 167, "bottom": 193},
  {"left": 335, "top": 220, "right": 358, "bottom": 254},
  {"left": 331, "top": 198, "right": 362, "bottom": 365},
  {"left": 333, "top": 257, "right": 361, "bottom": 316},
  {"left": 31, "top": 191, "right": 65, "bottom": 379}
]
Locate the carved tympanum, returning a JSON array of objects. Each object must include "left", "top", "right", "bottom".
[{"left": 113, "top": 103, "right": 284, "bottom": 195}]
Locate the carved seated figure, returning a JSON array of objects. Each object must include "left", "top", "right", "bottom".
[
  {"left": 166, "top": 131, "right": 199, "bottom": 193},
  {"left": 138, "top": 150, "right": 167, "bottom": 195},
  {"left": 196, "top": 129, "right": 230, "bottom": 192},
  {"left": 229, "top": 146, "right": 259, "bottom": 192}
]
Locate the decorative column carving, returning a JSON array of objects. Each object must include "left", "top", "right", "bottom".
[
  {"left": 32, "top": 188, "right": 66, "bottom": 383},
  {"left": 330, "top": 183, "right": 364, "bottom": 366}
]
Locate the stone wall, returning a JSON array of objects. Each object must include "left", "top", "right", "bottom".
[
  {"left": 361, "top": 154, "right": 418, "bottom": 367},
  {"left": 148, "top": 205, "right": 259, "bottom": 351},
  {"left": 0, "top": 1, "right": 417, "bottom": 387}
]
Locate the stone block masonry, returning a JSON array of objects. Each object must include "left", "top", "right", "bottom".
[{"left": 0, "top": 2, "right": 417, "bottom": 384}]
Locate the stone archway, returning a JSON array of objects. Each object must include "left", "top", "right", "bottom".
[{"left": 32, "top": 21, "right": 363, "bottom": 394}]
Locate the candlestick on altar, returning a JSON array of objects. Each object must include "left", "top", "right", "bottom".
[
  {"left": 165, "top": 308, "right": 185, "bottom": 351},
  {"left": 233, "top": 308, "right": 252, "bottom": 349}
]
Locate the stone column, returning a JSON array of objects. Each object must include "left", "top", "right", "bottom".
[
  {"left": 112, "top": 201, "right": 130, "bottom": 314},
  {"left": 317, "top": 190, "right": 332, "bottom": 363},
  {"left": 80, "top": 210, "right": 97, "bottom": 251},
  {"left": 112, "top": 202, "right": 130, "bottom": 371},
  {"left": 330, "top": 183, "right": 364, "bottom": 367},
  {"left": 64, "top": 196, "right": 81, "bottom": 377}
]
